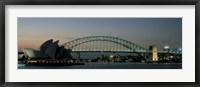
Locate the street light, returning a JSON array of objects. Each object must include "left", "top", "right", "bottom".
[
  {"left": 164, "top": 46, "right": 169, "bottom": 49},
  {"left": 163, "top": 45, "right": 170, "bottom": 53}
]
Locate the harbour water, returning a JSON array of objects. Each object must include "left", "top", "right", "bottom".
[{"left": 18, "top": 63, "right": 182, "bottom": 69}]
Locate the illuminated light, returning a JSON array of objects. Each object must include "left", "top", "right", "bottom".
[
  {"left": 164, "top": 46, "right": 169, "bottom": 49},
  {"left": 110, "top": 55, "right": 114, "bottom": 58}
]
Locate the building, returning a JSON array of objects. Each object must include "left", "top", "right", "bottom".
[{"left": 18, "top": 39, "right": 72, "bottom": 60}]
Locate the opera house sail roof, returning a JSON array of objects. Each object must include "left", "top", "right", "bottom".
[
  {"left": 45, "top": 40, "right": 59, "bottom": 59},
  {"left": 20, "top": 39, "right": 71, "bottom": 59},
  {"left": 40, "top": 39, "right": 53, "bottom": 52}
]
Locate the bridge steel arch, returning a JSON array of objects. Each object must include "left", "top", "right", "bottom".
[{"left": 62, "top": 36, "right": 148, "bottom": 52}]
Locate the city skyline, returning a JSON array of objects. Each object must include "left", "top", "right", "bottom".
[{"left": 18, "top": 18, "right": 182, "bottom": 51}]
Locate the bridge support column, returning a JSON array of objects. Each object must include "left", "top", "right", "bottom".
[
  {"left": 76, "top": 52, "right": 81, "bottom": 63},
  {"left": 112, "top": 52, "right": 117, "bottom": 62},
  {"left": 142, "top": 53, "right": 147, "bottom": 62}
]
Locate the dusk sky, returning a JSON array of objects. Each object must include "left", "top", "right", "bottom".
[{"left": 18, "top": 18, "right": 182, "bottom": 51}]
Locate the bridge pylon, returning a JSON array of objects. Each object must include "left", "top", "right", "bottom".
[{"left": 152, "top": 45, "right": 158, "bottom": 62}]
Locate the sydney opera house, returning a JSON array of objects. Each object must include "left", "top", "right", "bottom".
[{"left": 18, "top": 39, "right": 72, "bottom": 60}]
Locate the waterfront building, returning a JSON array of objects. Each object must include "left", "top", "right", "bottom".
[{"left": 19, "top": 39, "right": 72, "bottom": 60}]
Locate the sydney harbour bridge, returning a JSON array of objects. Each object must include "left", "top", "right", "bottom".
[
  {"left": 62, "top": 36, "right": 147, "bottom": 52},
  {"left": 61, "top": 36, "right": 182, "bottom": 62}
]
